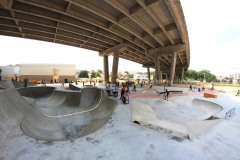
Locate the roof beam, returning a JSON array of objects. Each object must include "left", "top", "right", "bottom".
[
  {"left": 165, "top": 22, "right": 177, "bottom": 31},
  {"left": 104, "top": 0, "right": 164, "bottom": 47},
  {"left": 16, "top": 0, "right": 147, "bottom": 50},
  {"left": 149, "top": 43, "right": 186, "bottom": 55},
  {"left": 163, "top": 0, "right": 190, "bottom": 64},
  {"left": 144, "top": 0, "right": 159, "bottom": 7},
  {"left": 67, "top": 0, "right": 155, "bottom": 48},
  {"left": 0, "top": 0, "right": 13, "bottom": 9},
  {"left": 178, "top": 53, "right": 183, "bottom": 65},
  {"left": 99, "top": 43, "right": 128, "bottom": 56},
  {"left": 137, "top": 0, "right": 174, "bottom": 45}
]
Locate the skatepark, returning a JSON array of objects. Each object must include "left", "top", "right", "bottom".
[{"left": 1, "top": 81, "right": 240, "bottom": 160}]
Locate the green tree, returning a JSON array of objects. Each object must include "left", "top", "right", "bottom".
[
  {"left": 94, "top": 70, "right": 102, "bottom": 77},
  {"left": 78, "top": 70, "right": 88, "bottom": 78},
  {"left": 184, "top": 69, "right": 198, "bottom": 80},
  {"left": 128, "top": 74, "right": 134, "bottom": 78},
  {"left": 91, "top": 70, "right": 96, "bottom": 78},
  {"left": 184, "top": 69, "right": 217, "bottom": 82}
]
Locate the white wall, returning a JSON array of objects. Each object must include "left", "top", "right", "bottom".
[
  {"left": 0, "top": 65, "right": 20, "bottom": 77},
  {"left": 20, "top": 64, "right": 76, "bottom": 76}
]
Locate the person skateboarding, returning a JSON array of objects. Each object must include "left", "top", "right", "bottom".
[{"left": 164, "top": 89, "right": 169, "bottom": 101}]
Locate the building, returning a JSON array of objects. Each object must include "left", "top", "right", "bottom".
[
  {"left": 0, "top": 65, "right": 20, "bottom": 81},
  {"left": 134, "top": 73, "right": 149, "bottom": 81},
  {"left": 19, "top": 64, "right": 76, "bottom": 83}
]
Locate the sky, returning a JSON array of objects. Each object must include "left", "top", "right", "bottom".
[
  {"left": 1, "top": 0, "right": 240, "bottom": 76},
  {"left": 181, "top": 0, "right": 240, "bottom": 76}
]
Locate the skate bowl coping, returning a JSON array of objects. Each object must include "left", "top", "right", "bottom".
[
  {"left": 132, "top": 98, "right": 223, "bottom": 139},
  {"left": 0, "top": 86, "right": 116, "bottom": 142}
]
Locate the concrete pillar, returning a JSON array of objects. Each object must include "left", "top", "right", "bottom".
[
  {"left": 181, "top": 68, "right": 184, "bottom": 83},
  {"left": 155, "top": 53, "right": 161, "bottom": 85},
  {"left": 160, "top": 72, "right": 163, "bottom": 83},
  {"left": 147, "top": 67, "right": 151, "bottom": 83},
  {"left": 103, "top": 55, "right": 109, "bottom": 84},
  {"left": 169, "top": 52, "right": 177, "bottom": 86},
  {"left": 111, "top": 51, "right": 119, "bottom": 84},
  {"left": 165, "top": 73, "right": 168, "bottom": 84},
  {"left": 153, "top": 71, "right": 156, "bottom": 84}
]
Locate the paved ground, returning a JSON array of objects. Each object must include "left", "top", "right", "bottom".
[{"left": 1, "top": 82, "right": 240, "bottom": 160}]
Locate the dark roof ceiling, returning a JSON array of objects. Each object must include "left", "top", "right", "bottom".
[{"left": 0, "top": 0, "right": 190, "bottom": 74}]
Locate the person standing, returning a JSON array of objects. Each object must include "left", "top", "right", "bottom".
[
  {"left": 236, "top": 90, "right": 240, "bottom": 96},
  {"left": 132, "top": 84, "right": 136, "bottom": 91},
  {"left": 120, "top": 85, "right": 126, "bottom": 99},
  {"left": 164, "top": 89, "right": 169, "bottom": 101},
  {"left": 189, "top": 85, "right": 192, "bottom": 91},
  {"left": 113, "top": 85, "right": 119, "bottom": 97},
  {"left": 149, "top": 81, "right": 153, "bottom": 88}
]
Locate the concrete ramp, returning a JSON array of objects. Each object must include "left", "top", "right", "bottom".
[
  {"left": 132, "top": 101, "right": 188, "bottom": 138},
  {"left": 193, "top": 98, "right": 223, "bottom": 120},
  {"left": 0, "top": 86, "right": 116, "bottom": 142},
  {"left": 132, "top": 98, "right": 223, "bottom": 139},
  {"left": 0, "top": 80, "right": 15, "bottom": 89}
]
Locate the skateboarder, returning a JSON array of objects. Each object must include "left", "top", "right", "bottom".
[{"left": 164, "top": 89, "right": 169, "bottom": 101}]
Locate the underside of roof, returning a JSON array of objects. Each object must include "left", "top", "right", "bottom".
[{"left": 0, "top": 0, "right": 190, "bottom": 74}]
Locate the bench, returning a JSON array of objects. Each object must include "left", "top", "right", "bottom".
[
  {"left": 157, "top": 90, "right": 183, "bottom": 94},
  {"left": 204, "top": 92, "right": 217, "bottom": 98}
]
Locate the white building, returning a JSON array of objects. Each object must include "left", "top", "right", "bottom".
[
  {"left": 134, "top": 74, "right": 149, "bottom": 80},
  {"left": 19, "top": 64, "right": 76, "bottom": 83},
  {"left": 0, "top": 65, "right": 20, "bottom": 81}
]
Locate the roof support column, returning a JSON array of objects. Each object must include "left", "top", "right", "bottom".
[
  {"left": 160, "top": 72, "right": 163, "bottom": 84},
  {"left": 169, "top": 52, "right": 177, "bottom": 86},
  {"left": 103, "top": 55, "right": 109, "bottom": 84},
  {"left": 155, "top": 53, "right": 161, "bottom": 86},
  {"left": 165, "top": 73, "right": 168, "bottom": 84},
  {"left": 181, "top": 68, "right": 185, "bottom": 83},
  {"left": 147, "top": 66, "right": 151, "bottom": 83},
  {"left": 111, "top": 51, "right": 119, "bottom": 84}
]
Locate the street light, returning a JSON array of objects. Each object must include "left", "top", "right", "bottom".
[{"left": 88, "top": 71, "right": 92, "bottom": 84}]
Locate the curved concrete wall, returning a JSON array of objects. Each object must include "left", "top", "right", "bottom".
[
  {"left": 193, "top": 98, "right": 223, "bottom": 120},
  {"left": 0, "top": 86, "right": 116, "bottom": 142}
]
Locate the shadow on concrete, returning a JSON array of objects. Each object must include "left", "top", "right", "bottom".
[{"left": 0, "top": 81, "right": 116, "bottom": 142}]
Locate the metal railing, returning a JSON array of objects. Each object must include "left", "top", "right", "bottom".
[{"left": 225, "top": 108, "right": 235, "bottom": 119}]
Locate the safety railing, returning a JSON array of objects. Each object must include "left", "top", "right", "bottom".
[{"left": 225, "top": 108, "right": 235, "bottom": 119}]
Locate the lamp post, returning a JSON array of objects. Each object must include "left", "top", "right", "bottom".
[{"left": 88, "top": 71, "right": 92, "bottom": 84}]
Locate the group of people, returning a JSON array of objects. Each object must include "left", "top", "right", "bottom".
[
  {"left": 106, "top": 84, "right": 119, "bottom": 96},
  {"left": 189, "top": 85, "right": 205, "bottom": 92},
  {"left": 106, "top": 82, "right": 132, "bottom": 99}
]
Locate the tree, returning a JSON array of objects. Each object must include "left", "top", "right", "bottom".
[
  {"left": 184, "top": 69, "right": 198, "bottom": 80},
  {"left": 184, "top": 69, "right": 217, "bottom": 82},
  {"left": 78, "top": 70, "right": 88, "bottom": 78},
  {"left": 128, "top": 74, "right": 134, "bottom": 78},
  {"left": 93, "top": 70, "right": 102, "bottom": 78}
]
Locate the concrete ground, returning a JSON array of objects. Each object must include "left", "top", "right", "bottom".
[{"left": 1, "top": 83, "right": 240, "bottom": 160}]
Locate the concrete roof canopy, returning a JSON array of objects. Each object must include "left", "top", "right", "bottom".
[{"left": 0, "top": 0, "right": 190, "bottom": 74}]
